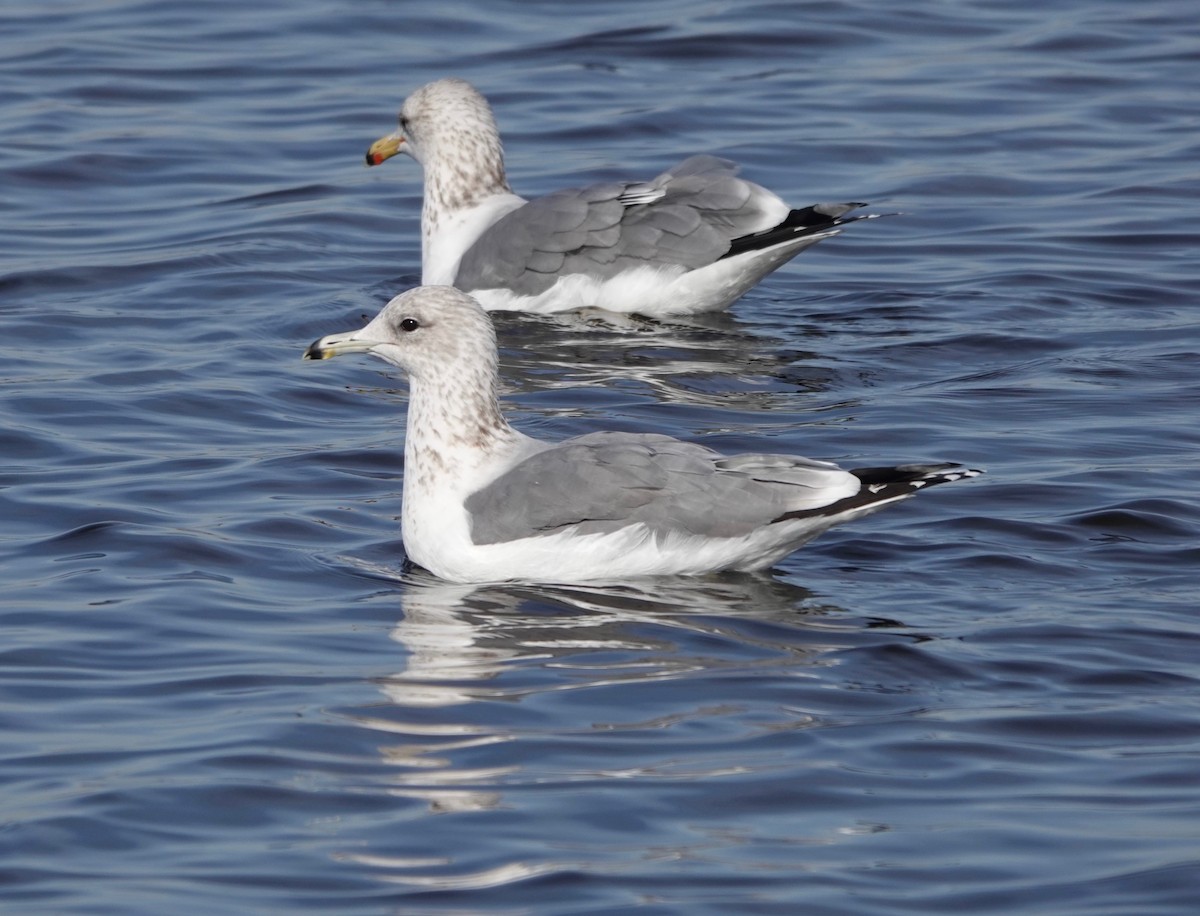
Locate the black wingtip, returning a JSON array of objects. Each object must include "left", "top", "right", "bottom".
[
  {"left": 770, "top": 463, "right": 980, "bottom": 525},
  {"left": 851, "top": 463, "right": 982, "bottom": 488},
  {"left": 720, "top": 202, "right": 891, "bottom": 260}
]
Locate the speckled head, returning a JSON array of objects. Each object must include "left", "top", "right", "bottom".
[
  {"left": 366, "top": 78, "right": 510, "bottom": 209},
  {"left": 303, "top": 285, "right": 499, "bottom": 380},
  {"left": 305, "top": 285, "right": 513, "bottom": 460}
]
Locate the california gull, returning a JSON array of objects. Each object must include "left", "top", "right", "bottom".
[
  {"left": 303, "top": 286, "right": 979, "bottom": 584},
  {"left": 366, "top": 78, "right": 882, "bottom": 316}
]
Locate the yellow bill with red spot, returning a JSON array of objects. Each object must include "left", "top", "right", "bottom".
[{"left": 365, "top": 130, "right": 404, "bottom": 166}]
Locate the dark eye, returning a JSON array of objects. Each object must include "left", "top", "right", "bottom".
[
  {"left": 399, "top": 115, "right": 410, "bottom": 131},
  {"left": 400, "top": 317, "right": 420, "bottom": 332}
]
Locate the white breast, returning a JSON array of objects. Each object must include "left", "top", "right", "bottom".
[{"left": 422, "top": 192, "right": 526, "bottom": 285}]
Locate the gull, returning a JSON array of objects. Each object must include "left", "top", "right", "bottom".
[
  {"left": 365, "top": 78, "right": 882, "bottom": 316},
  {"left": 304, "top": 286, "right": 980, "bottom": 584}
]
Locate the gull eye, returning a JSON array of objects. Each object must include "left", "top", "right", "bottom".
[
  {"left": 400, "top": 317, "right": 420, "bottom": 333},
  {"left": 399, "top": 115, "right": 410, "bottom": 131}
]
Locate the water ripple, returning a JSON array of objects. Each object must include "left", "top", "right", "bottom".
[{"left": 3, "top": 0, "right": 1199, "bottom": 911}]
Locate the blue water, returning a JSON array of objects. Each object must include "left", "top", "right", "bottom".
[{"left": 3, "top": 0, "right": 1198, "bottom": 912}]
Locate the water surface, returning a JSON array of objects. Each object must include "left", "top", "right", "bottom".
[{"left": 2, "top": 0, "right": 1198, "bottom": 912}]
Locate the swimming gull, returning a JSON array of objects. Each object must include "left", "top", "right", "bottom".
[
  {"left": 303, "top": 286, "right": 980, "bottom": 584},
  {"left": 366, "top": 78, "right": 883, "bottom": 316}
]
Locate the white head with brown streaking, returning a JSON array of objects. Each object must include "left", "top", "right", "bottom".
[{"left": 367, "top": 79, "right": 522, "bottom": 284}]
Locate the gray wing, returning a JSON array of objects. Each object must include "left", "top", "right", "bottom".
[
  {"left": 463, "top": 430, "right": 856, "bottom": 545},
  {"left": 454, "top": 155, "right": 784, "bottom": 297}
]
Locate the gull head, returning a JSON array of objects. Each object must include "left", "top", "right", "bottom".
[
  {"left": 304, "top": 286, "right": 498, "bottom": 379},
  {"left": 364, "top": 79, "right": 510, "bottom": 209},
  {"left": 366, "top": 77, "right": 501, "bottom": 169}
]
